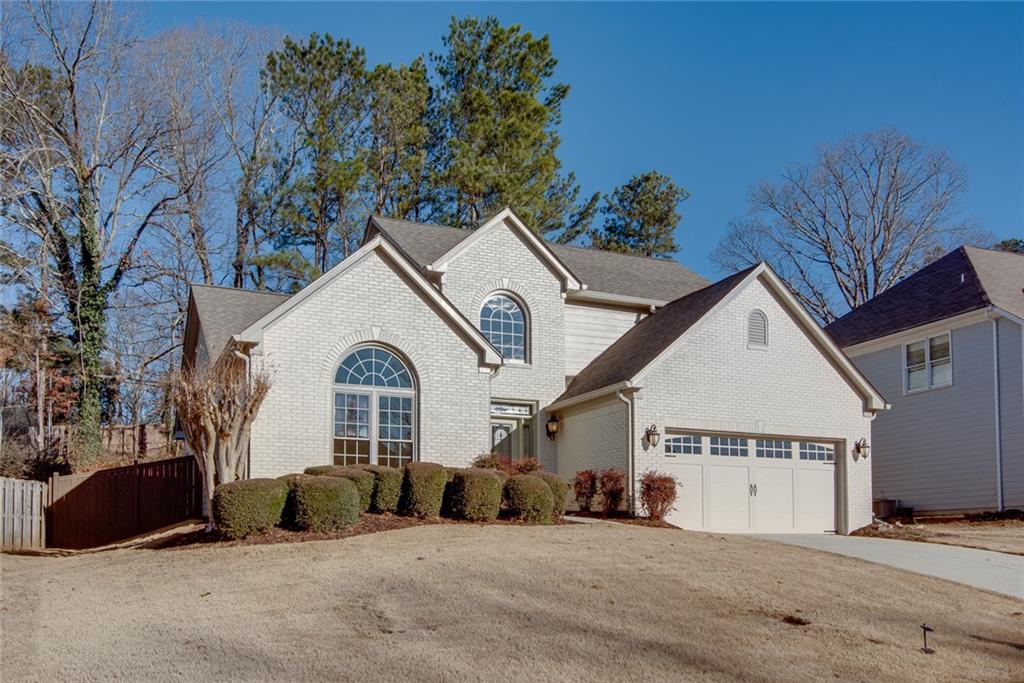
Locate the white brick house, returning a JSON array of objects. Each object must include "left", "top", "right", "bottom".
[{"left": 183, "top": 208, "right": 887, "bottom": 534}]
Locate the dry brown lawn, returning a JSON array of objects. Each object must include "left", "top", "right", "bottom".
[
  {"left": 2, "top": 522, "right": 1022, "bottom": 682},
  {"left": 856, "top": 518, "right": 1024, "bottom": 556}
]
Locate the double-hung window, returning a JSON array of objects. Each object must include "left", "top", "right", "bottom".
[{"left": 905, "top": 333, "right": 951, "bottom": 392}]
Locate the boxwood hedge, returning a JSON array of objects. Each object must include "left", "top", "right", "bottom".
[
  {"left": 448, "top": 468, "right": 502, "bottom": 521},
  {"left": 212, "top": 478, "right": 288, "bottom": 539},
  {"left": 290, "top": 475, "right": 360, "bottom": 532},
  {"left": 532, "top": 472, "right": 570, "bottom": 517},
  {"left": 356, "top": 465, "right": 403, "bottom": 513},
  {"left": 399, "top": 462, "right": 447, "bottom": 517},
  {"left": 503, "top": 474, "right": 554, "bottom": 523}
]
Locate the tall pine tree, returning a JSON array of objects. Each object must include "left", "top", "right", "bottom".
[
  {"left": 590, "top": 171, "right": 690, "bottom": 257},
  {"left": 430, "top": 17, "right": 597, "bottom": 238}
]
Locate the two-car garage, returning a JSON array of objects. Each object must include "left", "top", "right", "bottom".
[{"left": 662, "top": 432, "right": 839, "bottom": 533}]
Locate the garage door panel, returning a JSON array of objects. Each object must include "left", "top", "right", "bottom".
[
  {"left": 797, "top": 468, "right": 835, "bottom": 533},
  {"left": 665, "top": 463, "right": 703, "bottom": 530},
  {"left": 709, "top": 465, "right": 750, "bottom": 532},
  {"left": 754, "top": 468, "right": 795, "bottom": 532}
]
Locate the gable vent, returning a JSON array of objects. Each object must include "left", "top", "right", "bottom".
[{"left": 747, "top": 309, "right": 768, "bottom": 348}]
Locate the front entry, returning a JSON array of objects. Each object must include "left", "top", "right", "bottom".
[{"left": 490, "top": 402, "right": 535, "bottom": 465}]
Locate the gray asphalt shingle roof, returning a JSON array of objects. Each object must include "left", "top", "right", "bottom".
[
  {"left": 825, "top": 246, "right": 1024, "bottom": 348},
  {"left": 554, "top": 266, "right": 757, "bottom": 403},
  {"left": 368, "top": 215, "right": 708, "bottom": 300},
  {"left": 189, "top": 284, "right": 290, "bottom": 362}
]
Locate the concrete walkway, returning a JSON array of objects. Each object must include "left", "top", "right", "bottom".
[{"left": 755, "top": 534, "right": 1024, "bottom": 600}]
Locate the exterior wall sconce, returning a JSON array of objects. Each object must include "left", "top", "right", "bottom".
[
  {"left": 644, "top": 424, "right": 661, "bottom": 448},
  {"left": 545, "top": 415, "right": 560, "bottom": 440},
  {"left": 853, "top": 438, "right": 870, "bottom": 458}
]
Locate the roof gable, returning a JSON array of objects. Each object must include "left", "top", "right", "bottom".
[
  {"left": 235, "top": 236, "right": 502, "bottom": 366},
  {"left": 428, "top": 208, "right": 582, "bottom": 291},
  {"left": 186, "top": 285, "right": 290, "bottom": 366},
  {"left": 825, "top": 246, "right": 1023, "bottom": 348},
  {"left": 366, "top": 209, "right": 708, "bottom": 303},
  {"left": 551, "top": 263, "right": 887, "bottom": 412}
]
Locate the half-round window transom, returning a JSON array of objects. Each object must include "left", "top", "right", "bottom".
[
  {"left": 335, "top": 347, "right": 413, "bottom": 388},
  {"left": 480, "top": 294, "right": 526, "bottom": 360}
]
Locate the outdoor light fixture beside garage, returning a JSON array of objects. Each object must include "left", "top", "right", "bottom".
[
  {"left": 545, "top": 415, "right": 560, "bottom": 440},
  {"left": 853, "top": 438, "right": 870, "bottom": 458},
  {"left": 644, "top": 424, "right": 661, "bottom": 448}
]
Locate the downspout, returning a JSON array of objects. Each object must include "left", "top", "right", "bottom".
[
  {"left": 232, "top": 346, "right": 252, "bottom": 480},
  {"left": 990, "top": 316, "right": 1004, "bottom": 512},
  {"left": 616, "top": 389, "right": 635, "bottom": 514}
]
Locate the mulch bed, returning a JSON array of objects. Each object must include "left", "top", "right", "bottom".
[
  {"left": 567, "top": 510, "right": 677, "bottom": 529},
  {"left": 149, "top": 513, "right": 573, "bottom": 551}
]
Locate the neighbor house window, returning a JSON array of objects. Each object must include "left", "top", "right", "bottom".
[
  {"left": 665, "top": 435, "right": 702, "bottom": 456},
  {"left": 756, "top": 439, "right": 792, "bottom": 459},
  {"left": 747, "top": 309, "right": 768, "bottom": 349},
  {"left": 333, "top": 346, "right": 415, "bottom": 468},
  {"left": 904, "top": 333, "right": 951, "bottom": 392},
  {"left": 799, "top": 442, "right": 834, "bottom": 462},
  {"left": 710, "top": 436, "right": 748, "bottom": 457},
  {"left": 480, "top": 293, "right": 527, "bottom": 361}
]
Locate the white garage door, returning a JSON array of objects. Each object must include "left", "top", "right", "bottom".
[{"left": 662, "top": 434, "right": 836, "bottom": 533}]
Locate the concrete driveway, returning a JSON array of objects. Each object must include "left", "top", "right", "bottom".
[{"left": 756, "top": 534, "right": 1024, "bottom": 599}]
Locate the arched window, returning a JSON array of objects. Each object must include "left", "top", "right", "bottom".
[
  {"left": 480, "top": 294, "right": 527, "bottom": 361},
  {"left": 332, "top": 346, "right": 415, "bottom": 468},
  {"left": 747, "top": 309, "right": 768, "bottom": 348}
]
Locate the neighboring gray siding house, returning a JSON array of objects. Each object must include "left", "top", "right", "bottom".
[
  {"left": 182, "top": 208, "right": 886, "bottom": 534},
  {"left": 826, "top": 246, "right": 1024, "bottom": 515}
]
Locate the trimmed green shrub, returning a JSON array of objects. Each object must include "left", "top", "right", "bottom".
[
  {"left": 399, "top": 462, "right": 447, "bottom": 517},
  {"left": 212, "top": 478, "right": 288, "bottom": 539},
  {"left": 278, "top": 473, "right": 315, "bottom": 525},
  {"left": 503, "top": 474, "right": 554, "bottom": 523},
  {"left": 357, "top": 465, "right": 402, "bottom": 513},
  {"left": 290, "top": 475, "right": 360, "bottom": 532},
  {"left": 303, "top": 465, "right": 374, "bottom": 512},
  {"left": 491, "top": 469, "right": 510, "bottom": 485},
  {"left": 533, "top": 471, "right": 570, "bottom": 517},
  {"left": 303, "top": 465, "right": 348, "bottom": 477},
  {"left": 448, "top": 468, "right": 502, "bottom": 521}
]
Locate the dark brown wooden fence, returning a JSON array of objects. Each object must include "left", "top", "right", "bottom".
[{"left": 47, "top": 456, "right": 202, "bottom": 549}]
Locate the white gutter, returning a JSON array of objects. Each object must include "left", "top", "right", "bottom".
[
  {"left": 616, "top": 389, "right": 635, "bottom": 515},
  {"left": 990, "top": 315, "right": 1004, "bottom": 511},
  {"left": 546, "top": 381, "right": 634, "bottom": 413},
  {"left": 566, "top": 289, "right": 668, "bottom": 310}
]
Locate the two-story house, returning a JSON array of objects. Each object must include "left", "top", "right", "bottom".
[
  {"left": 826, "top": 246, "right": 1023, "bottom": 515},
  {"left": 183, "top": 209, "right": 886, "bottom": 533}
]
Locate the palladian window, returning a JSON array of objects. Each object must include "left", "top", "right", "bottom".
[
  {"left": 333, "top": 346, "right": 415, "bottom": 468},
  {"left": 480, "top": 294, "right": 527, "bottom": 361}
]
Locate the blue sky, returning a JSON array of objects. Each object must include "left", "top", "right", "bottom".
[{"left": 147, "top": 2, "right": 1023, "bottom": 279}]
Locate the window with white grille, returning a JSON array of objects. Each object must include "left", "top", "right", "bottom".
[{"left": 665, "top": 435, "right": 702, "bottom": 456}]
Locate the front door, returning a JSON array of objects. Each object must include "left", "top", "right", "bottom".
[{"left": 491, "top": 420, "right": 517, "bottom": 464}]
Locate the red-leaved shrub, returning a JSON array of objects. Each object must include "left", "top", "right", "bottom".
[
  {"left": 508, "top": 457, "right": 542, "bottom": 474},
  {"left": 639, "top": 471, "right": 677, "bottom": 521},
  {"left": 599, "top": 468, "right": 626, "bottom": 516},
  {"left": 572, "top": 469, "right": 598, "bottom": 512}
]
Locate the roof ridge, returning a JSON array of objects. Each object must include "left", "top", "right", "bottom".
[
  {"left": 962, "top": 243, "right": 1024, "bottom": 258},
  {"left": 190, "top": 283, "right": 291, "bottom": 296},
  {"left": 549, "top": 240, "right": 681, "bottom": 264},
  {"left": 959, "top": 246, "right": 992, "bottom": 308}
]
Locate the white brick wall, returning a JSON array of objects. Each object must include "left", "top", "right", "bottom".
[
  {"left": 441, "top": 220, "right": 568, "bottom": 470},
  {"left": 249, "top": 249, "right": 492, "bottom": 476},
  {"left": 556, "top": 394, "right": 629, "bottom": 482},
  {"left": 630, "top": 277, "right": 875, "bottom": 533}
]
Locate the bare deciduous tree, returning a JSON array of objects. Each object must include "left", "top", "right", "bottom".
[
  {"left": 713, "top": 128, "right": 972, "bottom": 322},
  {"left": 171, "top": 352, "right": 269, "bottom": 522}
]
